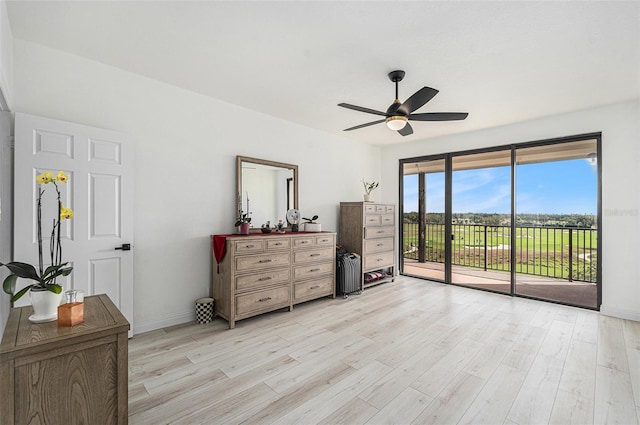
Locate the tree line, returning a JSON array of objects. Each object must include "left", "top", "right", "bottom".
[{"left": 403, "top": 212, "right": 596, "bottom": 228}]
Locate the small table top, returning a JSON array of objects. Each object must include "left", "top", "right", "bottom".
[{"left": 0, "top": 294, "right": 129, "bottom": 359}]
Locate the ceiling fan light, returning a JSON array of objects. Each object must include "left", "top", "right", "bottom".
[{"left": 386, "top": 116, "right": 407, "bottom": 131}]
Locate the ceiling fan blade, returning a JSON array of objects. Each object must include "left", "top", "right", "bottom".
[
  {"left": 338, "top": 103, "right": 387, "bottom": 116},
  {"left": 397, "top": 87, "right": 439, "bottom": 115},
  {"left": 398, "top": 122, "right": 413, "bottom": 136},
  {"left": 343, "top": 119, "right": 386, "bottom": 131},
  {"left": 408, "top": 112, "right": 469, "bottom": 121}
]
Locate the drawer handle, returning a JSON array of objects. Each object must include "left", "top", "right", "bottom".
[
  {"left": 258, "top": 297, "right": 272, "bottom": 302},
  {"left": 259, "top": 277, "right": 272, "bottom": 281},
  {"left": 274, "top": 243, "right": 282, "bottom": 246},
  {"left": 259, "top": 259, "right": 272, "bottom": 263},
  {"left": 245, "top": 244, "right": 255, "bottom": 248},
  {"left": 377, "top": 258, "right": 383, "bottom": 262},
  {"left": 320, "top": 239, "right": 329, "bottom": 242},
  {"left": 377, "top": 243, "right": 384, "bottom": 247},
  {"left": 377, "top": 230, "right": 385, "bottom": 234},
  {"left": 309, "top": 268, "right": 321, "bottom": 272},
  {"left": 310, "top": 285, "right": 320, "bottom": 289},
  {"left": 310, "top": 253, "right": 321, "bottom": 257},
  {"left": 301, "top": 241, "right": 309, "bottom": 244}
]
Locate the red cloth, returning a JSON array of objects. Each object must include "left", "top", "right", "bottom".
[{"left": 213, "top": 235, "right": 232, "bottom": 273}]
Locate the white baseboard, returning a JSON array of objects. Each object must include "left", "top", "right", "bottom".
[
  {"left": 133, "top": 310, "right": 195, "bottom": 335},
  {"left": 600, "top": 305, "right": 640, "bottom": 322}
]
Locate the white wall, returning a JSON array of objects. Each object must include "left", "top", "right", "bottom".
[
  {"left": 12, "top": 39, "right": 382, "bottom": 333},
  {"left": 0, "top": 0, "right": 12, "bottom": 334},
  {"left": 381, "top": 100, "right": 640, "bottom": 321}
]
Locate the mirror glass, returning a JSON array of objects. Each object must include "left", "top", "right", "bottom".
[{"left": 236, "top": 156, "right": 298, "bottom": 229}]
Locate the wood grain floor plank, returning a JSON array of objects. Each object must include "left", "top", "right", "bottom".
[
  {"left": 598, "top": 314, "right": 630, "bottom": 372},
  {"left": 548, "top": 389, "right": 594, "bottom": 425},
  {"left": 594, "top": 365, "right": 638, "bottom": 425},
  {"left": 411, "top": 371, "right": 487, "bottom": 425},
  {"left": 506, "top": 354, "right": 564, "bottom": 424},
  {"left": 457, "top": 364, "right": 528, "bottom": 425},
  {"left": 317, "top": 397, "right": 378, "bottom": 425},
  {"left": 364, "top": 387, "right": 432, "bottom": 425}
]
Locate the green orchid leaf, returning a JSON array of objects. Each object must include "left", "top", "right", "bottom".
[
  {"left": 11, "top": 285, "right": 33, "bottom": 303},
  {"left": 2, "top": 274, "right": 17, "bottom": 295},
  {"left": 42, "top": 262, "right": 69, "bottom": 280},
  {"left": 0, "top": 262, "right": 40, "bottom": 280},
  {"left": 45, "top": 266, "right": 74, "bottom": 282},
  {"left": 46, "top": 284, "right": 62, "bottom": 294}
]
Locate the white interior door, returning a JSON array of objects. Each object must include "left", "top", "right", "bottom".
[{"left": 14, "top": 113, "right": 134, "bottom": 336}]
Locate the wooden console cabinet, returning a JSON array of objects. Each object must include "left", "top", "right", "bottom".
[
  {"left": 0, "top": 294, "right": 130, "bottom": 425},
  {"left": 212, "top": 232, "right": 336, "bottom": 329},
  {"left": 339, "top": 202, "right": 396, "bottom": 290}
]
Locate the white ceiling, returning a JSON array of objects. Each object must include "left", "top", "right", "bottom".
[{"left": 6, "top": 1, "right": 640, "bottom": 146}]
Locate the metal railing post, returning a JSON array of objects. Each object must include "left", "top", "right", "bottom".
[{"left": 568, "top": 228, "right": 573, "bottom": 282}]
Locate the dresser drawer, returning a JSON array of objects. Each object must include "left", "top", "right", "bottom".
[
  {"left": 385, "top": 205, "right": 395, "bottom": 213},
  {"left": 365, "top": 237, "right": 394, "bottom": 254},
  {"left": 234, "top": 239, "right": 265, "bottom": 254},
  {"left": 315, "top": 234, "right": 334, "bottom": 246},
  {"left": 381, "top": 214, "right": 394, "bottom": 226},
  {"left": 293, "top": 277, "right": 333, "bottom": 302},
  {"left": 236, "top": 268, "right": 290, "bottom": 292},
  {"left": 375, "top": 205, "right": 386, "bottom": 213},
  {"left": 266, "top": 238, "right": 290, "bottom": 251},
  {"left": 364, "top": 204, "right": 376, "bottom": 213},
  {"left": 365, "top": 215, "right": 381, "bottom": 226},
  {"left": 293, "top": 237, "right": 315, "bottom": 249},
  {"left": 236, "top": 286, "right": 290, "bottom": 316},
  {"left": 235, "top": 252, "right": 290, "bottom": 272},
  {"left": 363, "top": 250, "right": 394, "bottom": 270},
  {"left": 365, "top": 226, "right": 394, "bottom": 239},
  {"left": 293, "top": 261, "right": 334, "bottom": 281},
  {"left": 293, "top": 247, "right": 334, "bottom": 264}
]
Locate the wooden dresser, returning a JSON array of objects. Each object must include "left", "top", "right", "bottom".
[
  {"left": 0, "top": 294, "right": 130, "bottom": 425},
  {"left": 212, "top": 232, "right": 336, "bottom": 329},
  {"left": 339, "top": 202, "right": 396, "bottom": 290}
]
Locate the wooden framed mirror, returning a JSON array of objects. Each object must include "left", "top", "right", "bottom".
[{"left": 236, "top": 156, "right": 298, "bottom": 229}]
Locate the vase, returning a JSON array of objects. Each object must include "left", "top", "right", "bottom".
[
  {"left": 29, "top": 287, "right": 63, "bottom": 322},
  {"left": 239, "top": 222, "right": 250, "bottom": 235},
  {"left": 364, "top": 194, "right": 371, "bottom": 202}
]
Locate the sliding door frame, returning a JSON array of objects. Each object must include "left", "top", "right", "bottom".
[{"left": 398, "top": 132, "right": 602, "bottom": 310}]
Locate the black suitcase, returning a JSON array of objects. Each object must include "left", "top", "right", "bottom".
[{"left": 336, "top": 253, "right": 361, "bottom": 298}]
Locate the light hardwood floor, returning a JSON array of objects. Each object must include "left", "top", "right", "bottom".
[{"left": 128, "top": 275, "right": 640, "bottom": 425}]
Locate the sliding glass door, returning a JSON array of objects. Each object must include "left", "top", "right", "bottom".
[
  {"left": 400, "top": 134, "right": 601, "bottom": 310},
  {"left": 402, "top": 158, "right": 446, "bottom": 281},
  {"left": 451, "top": 150, "right": 512, "bottom": 294},
  {"left": 514, "top": 140, "right": 599, "bottom": 308}
]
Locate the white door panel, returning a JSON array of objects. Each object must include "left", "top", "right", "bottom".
[{"left": 14, "top": 113, "right": 134, "bottom": 336}]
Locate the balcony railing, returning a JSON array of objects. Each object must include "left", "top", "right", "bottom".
[{"left": 403, "top": 223, "right": 597, "bottom": 283}]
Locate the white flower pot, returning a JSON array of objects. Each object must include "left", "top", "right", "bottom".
[
  {"left": 29, "top": 288, "right": 63, "bottom": 322},
  {"left": 303, "top": 223, "right": 322, "bottom": 232}
]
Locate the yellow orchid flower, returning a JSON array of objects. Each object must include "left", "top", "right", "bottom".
[
  {"left": 36, "top": 171, "right": 53, "bottom": 184},
  {"left": 55, "top": 171, "right": 69, "bottom": 183},
  {"left": 60, "top": 206, "right": 74, "bottom": 220}
]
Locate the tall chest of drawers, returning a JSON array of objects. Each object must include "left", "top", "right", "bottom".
[
  {"left": 339, "top": 202, "right": 396, "bottom": 290},
  {"left": 212, "top": 232, "right": 336, "bottom": 329}
]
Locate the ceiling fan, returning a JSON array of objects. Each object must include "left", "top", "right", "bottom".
[{"left": 338, "top": 70, "right": 468, "bottom": 136}]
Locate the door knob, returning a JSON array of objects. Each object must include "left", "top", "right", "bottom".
[{"left": 115, "top": 243, "right": 131, "bottom": 251}]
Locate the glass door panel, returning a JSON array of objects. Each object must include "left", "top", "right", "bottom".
[
  {"left": 515, "top": 140, "right": 598, "bottom": 308},
  {"left": 402, "top": 159, "right": 445, "bottom": 281},
  {"left": 451, "top": 150, "right": 512, "bottom": 294}
]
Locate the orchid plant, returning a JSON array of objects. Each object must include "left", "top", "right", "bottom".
[
  {"left": 362, "top": 179, "right": 379, "bottom": 195},
  {"left": 2, "top": 171, "right": 74, "bottom": 302}
]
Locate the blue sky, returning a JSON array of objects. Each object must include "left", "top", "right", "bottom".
[{"left": 404, "top": 158, "right": 597, "bottom": 214}]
